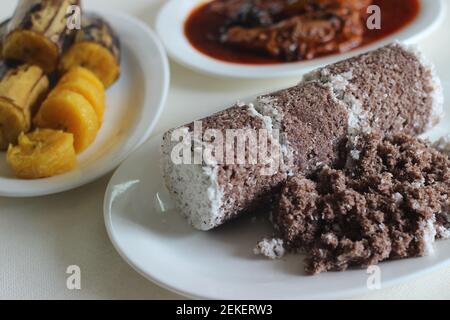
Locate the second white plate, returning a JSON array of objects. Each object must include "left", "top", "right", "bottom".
[
  {"left": 104, "top": 80, "right": 450, "bottom": 299},
  {"left": 156, "top": 0, "right": 445, "bottom": 79}
]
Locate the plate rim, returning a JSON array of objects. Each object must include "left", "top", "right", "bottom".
[
  {"left": 103, "top": 134, "right": 450, "bottom": 300},
  {"left": 156, "top": 0, "right": 445, "bottom": 79},
  {"left": 0, "top": 10, "right": 170, "bottom": 198}
]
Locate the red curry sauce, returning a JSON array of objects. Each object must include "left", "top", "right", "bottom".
[{"left": 185, "top": 0, "right": 420, "bottom": 64}]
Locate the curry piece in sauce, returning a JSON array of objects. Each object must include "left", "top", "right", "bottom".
[{"left": 209, "top": 0, "right": 372, "bottom": 61}]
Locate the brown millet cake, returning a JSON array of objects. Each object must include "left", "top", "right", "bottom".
[
  {"left": 162, "top": 43, "right": 443, "bottom": 231},
  {"left": 302, "top": 42, "right": 443, "bottom": 133},
  {"left": 162, "top": 104, "right": 288, "bottom": 230},
  {"left": 273, "top": 134, "right": 450, "bottom": 275}
]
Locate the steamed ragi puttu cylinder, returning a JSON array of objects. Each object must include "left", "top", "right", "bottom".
[
  {"left": 0, "top": 62, "right": 49, "bottom": 150},
  {"left": 2, "top": 0, "right": 80, "bottom": 73},
  {"left": 256, "top": 43, "right": 443, "bottom": 175},
  {"left": 161, "top": 43, "right": 444, "bottom": 231},
  {"left": 162, "top": 104, "right": 289, "bottom": 231}
]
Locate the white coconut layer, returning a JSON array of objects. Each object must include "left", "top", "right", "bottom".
[
  {"left": 399, "top": 42, "right": 445, "bottom": 129},
  {"left": 421, "top": 216, "right": 438, "bottom": 256},
  {"left": 253, "top": 95, "right": 296, "bottom": 173},
  {"left": 303, "top": 66, "right": 372, "bottom": 141},
  {"left": 161, "top": 127, "right": 223, "bottom": 231}
]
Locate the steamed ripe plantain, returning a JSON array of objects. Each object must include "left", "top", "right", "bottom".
[
  {"left": 60, "top": 13, "right": 121, "bottom": 88},
  {"left": 0, "top": 62, "right": 49, "bottom": 150},
  {"left": 34, "top": 90, "right": 99, "bottom": 153},
  {"left": 54, "top": 67, "right": 105, "bottom": 122},
  {"left": 7, "top": 129, "right": 77, "bottom": 179},
  {"left": 59, "top": 66, "right": 105, "bottom": 93},
  {"left": 2, "top": 0, "right": 80, "bottom": 73}
]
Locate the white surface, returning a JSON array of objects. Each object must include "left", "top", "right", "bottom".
[
  {"left": 1, "top": 0, "right": 450, "bottom": 300},
  {"left": 0, "top": 11, "right": 169, "bottom": 197},
  {"left": 156, "top": 0, "right": 445, "bottom": 79}
]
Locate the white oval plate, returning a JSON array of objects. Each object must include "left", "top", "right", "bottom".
[
  {"left": 104, "top": 82, "right": 450, "bottom": 300},
  {"left": 156, "top": 0, "right": 445, "bottom": 79},
  {"left": 0, "top": 11, "right": 170, "bottom": 197}
]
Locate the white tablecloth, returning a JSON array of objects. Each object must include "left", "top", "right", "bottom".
[{"left": 1, "top": 0, "right": 450, "bottom": 300}]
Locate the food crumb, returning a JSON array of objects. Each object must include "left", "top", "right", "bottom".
[
  {"left": 254, "top": 238, "right": 285, "bottom": 260},
  {"left": 433, "top": 134, "right": 450, "bottom": 155}
]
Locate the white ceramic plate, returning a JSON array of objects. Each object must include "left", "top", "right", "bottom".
[
  {"left": 104, "top": 82, "right": 450, "bottom": 300},
  {"left": 0, "top": 11, "right": 170, "bottom": 197},
  {"left": 156, "top": 0, "right": 445, "bottom": 79}
]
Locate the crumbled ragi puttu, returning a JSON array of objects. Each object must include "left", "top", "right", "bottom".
[{"left": 272, "top": 134, "right": 450, "bottom": 275}]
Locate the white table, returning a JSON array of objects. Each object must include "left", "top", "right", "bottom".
[{"left": 1, "top": 0, "right": 450, "bottom": 300}]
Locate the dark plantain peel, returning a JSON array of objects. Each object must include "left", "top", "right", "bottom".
[
  {"left": 2, "top": 0, "right": 80, "bottom": 73},
  {"left": 60, "top": 13, "right": 121, "bottom": 88},
  {"left": 0, "top": 19, "right": 10, "bottom": 60},
  {"left": 0, "top": 62, "right": 49, "bottom": 150}
]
